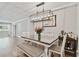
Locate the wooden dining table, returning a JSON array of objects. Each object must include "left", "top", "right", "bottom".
[{"left": 19, "top": 35, "right": 58, "bottom": 57}]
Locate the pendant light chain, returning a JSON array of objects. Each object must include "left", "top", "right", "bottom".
[
  {"left": 42, "top": 2, "right": 45, "bottom": 28},
  {"left": 43, "top": 2, "right": 45, "bottom": 19}
]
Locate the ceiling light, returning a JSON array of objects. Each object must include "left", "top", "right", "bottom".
[{"left": 30, "top": 2, "right": 54, "bottom": 21}]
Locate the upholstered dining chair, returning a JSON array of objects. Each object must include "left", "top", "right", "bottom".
[{"left": 49, "top": 34, "right": 67, "bottom": 57}]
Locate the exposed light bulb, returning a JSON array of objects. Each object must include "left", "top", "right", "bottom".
[
  {"left": 44, "top": 15, "right": 47, "bottom": 17},
  {"left": 41, "top": 16, "right": 43, "bottom": 18},
  {"left": 48, "top": 14, "right": 50, "bottom": 17}
]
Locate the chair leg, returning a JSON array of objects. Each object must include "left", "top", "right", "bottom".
[
  {"left": 49, "top": 51, "right": 52, "bottom": 57},
  {"left": 49, "top": 51, "right": 54, "bottom": 57},
  {"left": 51, "top": 52, "right": 54, "bottom": 57},
  {"left": 60, "top": 52, "right": 65, "bottom": 57}
]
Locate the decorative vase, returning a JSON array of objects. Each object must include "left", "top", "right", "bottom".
[
  {"left": 37, "top": 33, "right": 41, "bottom": 41},
  {"left": 35, "top": 27, "right": 43, "bottom": 41}
]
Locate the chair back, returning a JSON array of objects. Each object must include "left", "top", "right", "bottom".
[{"left": 60, "top": 34, "right": 67, "bottom": 56}]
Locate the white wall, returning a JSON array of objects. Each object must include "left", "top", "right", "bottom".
[
  {"left": 64, "top": 5, "right": 77, "bottom": 34},
  {"left": 15, "top": 18, "right": 30, "bottom": 36},
  {"left": 77, "top": 4, "right": 79, "bottom": 50}
]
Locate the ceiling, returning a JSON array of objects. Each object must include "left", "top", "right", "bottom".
[{"left": 0, "top": 2, "right": 75, "bottom": 22}]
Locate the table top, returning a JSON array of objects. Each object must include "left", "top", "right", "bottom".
[{"left": 20, "top": 35, "right": 58, "bottom": 47}]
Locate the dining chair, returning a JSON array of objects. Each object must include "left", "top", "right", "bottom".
[
  {"left": 49, "top": 34, "right": 67, "bottom": 57},
  {"left": 65, "top": 32, "right": 78, "bottom": 57}
]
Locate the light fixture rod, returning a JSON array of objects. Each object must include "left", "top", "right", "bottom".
[{"left": 36, "top": 2, "right": 44, "bottom": 7}]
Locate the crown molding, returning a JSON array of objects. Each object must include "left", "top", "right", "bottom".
[
  {"left": 13, "top": 17, "right": 29, "bottom": 24},
  {"left": 0, "top": 20, "right": 12, "bottom": 24},
  {"left": 51, "top": 2, "right": 78, "bottom": 12}
]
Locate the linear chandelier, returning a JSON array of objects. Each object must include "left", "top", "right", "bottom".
[{"left": 30, "top": 2, "right": 54, "bottom": 21}]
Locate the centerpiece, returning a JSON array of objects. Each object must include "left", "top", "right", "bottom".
[{"left": 35, "top": 27, "right": 43, "bottom": 41}]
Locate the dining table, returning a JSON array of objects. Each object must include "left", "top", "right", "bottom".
[{"left": 18, "top": 34, "right": 58, "bottom": 57}]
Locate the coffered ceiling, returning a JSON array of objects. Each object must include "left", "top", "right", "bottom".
[{"left": 0, "top": 2, "right": 75, "bottom": 22}]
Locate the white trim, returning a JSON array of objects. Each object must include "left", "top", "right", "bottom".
[
  {"left": 0, "top": 20, "right": 12, "bottom": 23},
  {"left": 13, "top": 17, "right": 29, "bottom": 24},
  {"left": 51, "top": 2, "right": 77, "bottom": 12}
]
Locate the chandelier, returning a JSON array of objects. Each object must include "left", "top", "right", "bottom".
[{"left": 30, "top": 2, "right": 54, "bottom": 21}]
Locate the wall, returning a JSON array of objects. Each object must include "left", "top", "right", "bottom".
[
  {"left": 64, "top": 5, "right": 77, "bottom": 34},
  {"left": 15, "top": 18, "right": 31, "bottom": 36},
  {"left": 77, "top": 4, "right": 79, "bottom": 50},
  {"left": 15, "top": 4, "right": 77, "bottom": 42}
]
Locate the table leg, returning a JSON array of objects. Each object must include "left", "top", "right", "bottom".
[
  {"left": 44, "top": 47, "right": 49, "bottom": 57},
  {"left": 49, "top": 51, "right": 52, "bottom": 57}
]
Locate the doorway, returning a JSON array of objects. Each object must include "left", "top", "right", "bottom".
[{"left": 0, "top": 23, "right": 12, "bottom": 56}]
